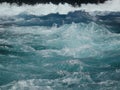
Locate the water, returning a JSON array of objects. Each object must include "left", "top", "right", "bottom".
[{"left": 0, "top": 0, "right": 120, "bottom": 90}]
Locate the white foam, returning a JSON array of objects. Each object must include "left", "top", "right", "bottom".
[
  {"left": 80, "top": 0, "right": 120, "bottom": 12},
  {"left": 0, "top": 3, "right": 79, "bottom": 16},
  {"left": 9, "top": 79, "right": 53, "bottom": 90},
  {"left": 0, "top": 0, "right": 119, "bottom": 16}
]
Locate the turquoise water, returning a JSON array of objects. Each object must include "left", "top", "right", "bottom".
[{"left": 0, "top": 8, "right": 120, "bottom": 90}]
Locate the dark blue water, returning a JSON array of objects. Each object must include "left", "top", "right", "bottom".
[{"left": 0, "top": 4, "right": 120, "bottom": 90}]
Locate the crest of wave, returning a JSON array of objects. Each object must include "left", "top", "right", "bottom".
[
  {"left": 0, "top": 0, "right": 119, "bottom": 16},
  {"left": 80, "top": 0, "right": 120, "bottom": 12}
]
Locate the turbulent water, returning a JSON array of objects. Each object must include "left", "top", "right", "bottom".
[{"left": 0, "top": 0, "right": 120, "bottom": 90}]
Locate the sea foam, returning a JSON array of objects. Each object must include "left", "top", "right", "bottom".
[{"left": 0, "top": 0, "right": 119, "bottom": 16}]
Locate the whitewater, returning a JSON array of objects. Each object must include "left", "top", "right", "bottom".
[{"left": 0, "top": 0, "right": 120, "bottom": 90}]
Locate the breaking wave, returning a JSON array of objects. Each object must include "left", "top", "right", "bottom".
[{"left": 0, "top": 0, "right": 119, "bottom": 16}]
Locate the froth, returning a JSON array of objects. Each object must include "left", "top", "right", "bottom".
[{"left": 0, "top": 0, "right": 120, "bottom": 16}]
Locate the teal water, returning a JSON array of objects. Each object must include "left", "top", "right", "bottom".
[{"left": 0, "top": 10, "right": 120, "bottom": 90}]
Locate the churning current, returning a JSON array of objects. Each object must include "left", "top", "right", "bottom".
[{"left": 0, "top": 0, "right": 120, "bottom": 90}]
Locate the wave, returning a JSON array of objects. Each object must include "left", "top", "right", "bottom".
[
  {"left": 0, "top": 78, "right": 114, "bottom": 90},
  {"left": 0, "top": 21, "right": 120, "bottom": 89},
  {"left": 0, "top": 0, "right": 120, "bottom": 16},
  {"left": 0, "top": 1, "right": 120, "bottom": 88},
  {"left": 0, "top": 22, "right": 120, "bottom": 58},
  {"left": 0, "top": 10, "right": 120, "bottom": 34}
]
